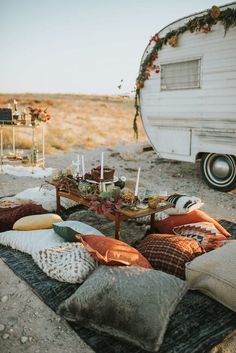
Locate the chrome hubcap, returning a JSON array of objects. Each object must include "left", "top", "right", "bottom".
[
  {"left": 205, "top": 154, "right": 236, "bottom": 186},
  {"left": 211, "top": 158, "right": 230, "bottom": 179}
]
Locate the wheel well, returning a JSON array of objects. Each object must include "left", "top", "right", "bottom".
[
  {"left": 196, "top": 152, "right": 236, "bottom": 161},
  {"left": 195, "top": 152, "right": 204, "bottom": 161}
]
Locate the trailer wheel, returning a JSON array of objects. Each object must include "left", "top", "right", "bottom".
[{"left": 201, "top": 153, "right": 236, "bottom": 192}]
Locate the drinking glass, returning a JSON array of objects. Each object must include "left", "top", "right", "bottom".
[
  {"left": 159, "top": 190, "right": 168, "bottom": 205},
  {"left": 138, "top": 187, "right": 147, "bottom": 209}
]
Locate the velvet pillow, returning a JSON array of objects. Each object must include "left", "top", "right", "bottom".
[
  {"left": 13, "top": 213, "right": 62, "bottom": 230},
  {"left": 173, "top": 222, "right": 227, "bottom": 251},
  {"left": 186, "top": 241, "right": 236, "bottom": 311},
  {"left": 58, "top": 265, "right": 188, "bottom": 352},
  {"left": 136, "top": 234, "right": 205, "bottom": 279},
  {"left": 154, "top": 210, "right": 230, "bottom": 237},
  {"left": 53, "top": 220, "right": 103, "bottom": 242},
  {"left": 76, "top": 234, "right": 152, "bottom": 269},
  {"left": 0, "top": 203, "right": 48, "bottom": 232}
]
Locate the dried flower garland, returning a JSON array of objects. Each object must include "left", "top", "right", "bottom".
[{"left": 133, "top": 5, "right": 236, "bottom": 138}]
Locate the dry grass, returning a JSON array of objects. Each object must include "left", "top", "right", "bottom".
[{"left": 0, "top": 94, "right": 147, "bottom": 153}]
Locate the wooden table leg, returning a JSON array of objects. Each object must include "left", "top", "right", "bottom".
[
  {"left": 115, "top": 213, "right": 121, "bottom": 240},
  {"left": 56, "top": 189, "right": 61, "bottom": 214},
  {"left": 150, "top": 213, "right": 155, "bottom": 230}
]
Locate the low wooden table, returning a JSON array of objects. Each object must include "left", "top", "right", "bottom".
[{"left": 49, "top": 178, "right": 173, "bottom": 239}]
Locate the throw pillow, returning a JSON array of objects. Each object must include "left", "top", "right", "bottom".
[
  {"left": 76, "top": 234, "right": 152, "bottom": 269},
  {"left": 33, "top": 242, "right": 98, "bottom": 283},
  {"left": 0, "top": 229, "right": 64, "bottom": 255},
  {"left": 13, "top": 213, "right": 62, "bottom": 230},
  {"left": 165, "top": 194, "right": 203, "bottom": 215},
  {"left": 136, "top": 234, "right": 205, "bottom": 279},
  {"left": 58, "top": 266, "right": 188, "bottom": 352},
  {"left": 154, "top": 210, "right": 230, "bottom": 237},
  {"left": 53, "top": 220, "right": 104, "bottom": 242},
  {"left": 173, "top": 222, "right": 227, "bottom": 251},
  {"left": 0, "top": 203, "right": 48, "bottom": 232},
  {"left": 185, "top": 240, "right": 236, "bottom": 311}
]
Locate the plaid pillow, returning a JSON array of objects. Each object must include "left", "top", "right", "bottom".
[
  {"left": 136, "top": 234, "right": 205, "bottom": 279},
  {"left": 173, "top": 222, "right": 227, "bottom": 252}
]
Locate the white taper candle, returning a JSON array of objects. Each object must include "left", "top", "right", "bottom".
[
  {"left": 77, "top": 154, "right": 80, "bottom": 175},
  {"left": 81, "top": 155, "right": 85, "bottom": 178},
  {"left": 134, "top": 167, "right": 141, "bottom": 197},
  {"left": 100, "top": 152, "right": 104, "bottom": 180}
]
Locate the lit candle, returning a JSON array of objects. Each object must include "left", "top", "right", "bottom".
[
  {"left": 81, "top": 155, "right": 85, "bottom": 178},
  {"left": 134, "top": 167, "right": 141, "bottom": 196},
  {"left": 100, "top": 152, "right": 104, "bottom": 180}
]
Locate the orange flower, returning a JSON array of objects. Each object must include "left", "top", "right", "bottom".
[
  {"left": 210, "top": 5, "right": 221, "bottom": 19},
  {"left": 168, "top": 35, "right": 178, "bottom": 47}
]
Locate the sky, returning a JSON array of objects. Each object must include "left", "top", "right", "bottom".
[{"left": 0, "top": 0, "right": 230, "bottom": 95}]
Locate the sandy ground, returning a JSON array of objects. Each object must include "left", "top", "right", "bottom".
[{"left": 0, "top": 142, "right": 236, "bottom": 353}]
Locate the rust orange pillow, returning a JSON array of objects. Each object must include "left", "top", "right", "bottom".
[
  {"left": 76, "top": 234, "right": 152, "bottom": 269},
  {"left": 154, "top": 210, "right": 230, "bottom": 237}
]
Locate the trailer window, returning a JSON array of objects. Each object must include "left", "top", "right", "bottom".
[{"left": 161, "top": 59, "right": 201, "bottom": 90}]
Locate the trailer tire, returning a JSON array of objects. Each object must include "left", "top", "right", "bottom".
[{"left": 200, "top": 153, "right": 236, "bottom": 192}]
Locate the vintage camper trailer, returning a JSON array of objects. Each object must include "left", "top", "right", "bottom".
[{"left": 138, "top": 2, "right": 236, "bottom": 191}]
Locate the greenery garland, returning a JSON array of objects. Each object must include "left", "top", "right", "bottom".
[{"left": 133, "top": 5, "right": 236, "bottom": 138}]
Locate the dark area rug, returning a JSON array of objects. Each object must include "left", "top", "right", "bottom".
[{"left": 0, "top": 220, "right": 236, "bottom": 353}]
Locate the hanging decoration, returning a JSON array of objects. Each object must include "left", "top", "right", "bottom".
[{"left": 133, "top": 5, "right": 236, "bottom": 138}]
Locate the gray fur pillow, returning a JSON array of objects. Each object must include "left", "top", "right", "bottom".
[{"left": 58, "top": 266, "right": 188, "bottom": 351}]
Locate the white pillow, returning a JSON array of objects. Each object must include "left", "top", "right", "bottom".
[
  {"left": 0, "top": 229, "right": 64, "bottom": 255},
  {"left": 185, "top": 240, "right": 236, "bottom": 312},
  {"left": 165, "top": 194, "right": 204, "bottom": 215},
  {"left": 15, "top": 187, "right": 78, "bottom": 212}
]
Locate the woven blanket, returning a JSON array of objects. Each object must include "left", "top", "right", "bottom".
[{"left": 0, "top": 219, "right": 236, "bottom": 353}]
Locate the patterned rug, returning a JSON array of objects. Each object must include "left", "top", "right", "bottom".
[{"left": 0, "top": 219, "right": 236, "bottom": 353}]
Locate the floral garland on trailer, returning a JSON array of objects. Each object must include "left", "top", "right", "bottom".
[{"left": 133, "top": 5, "right": 236, "bottom": 138}]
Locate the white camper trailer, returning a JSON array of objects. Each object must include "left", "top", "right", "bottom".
[{"left": 138, "top": 2, "right": 236, "bottom": 191}]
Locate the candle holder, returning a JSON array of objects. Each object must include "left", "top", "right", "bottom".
[{"left": 99, "top": 179, "right": 106, "bottom": 193}]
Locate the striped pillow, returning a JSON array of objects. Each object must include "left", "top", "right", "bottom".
[{"left": 164, "top": 194, "right": 203, "bottom": 215}]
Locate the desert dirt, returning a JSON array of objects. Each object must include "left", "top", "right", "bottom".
[{"left": 0, "top": 94, "right": 236, "bottom": 353}]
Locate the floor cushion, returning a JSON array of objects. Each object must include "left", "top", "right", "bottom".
[
  {"left": 165, "top": 194, "right": 203, "bottom": 215},
  {"left": 58, "top": 265, "right": 188, "bottom": 352},
  {"left": 76, "top": 234, "right": 152, "bottom": 269},
  {"left": 0, "top": 203, "right": 48, "bottom": 232},
  {"left": 0, "top": 229, "right": 64, "bottom": 255},
  {"left": 136, "top": 233, "right": 205, "bottom": 279},
  {"left": 185, "top": 240, "right": 236, "bottom": 312},
  {"left": 173, "top": 221, "right": 227, "bottom": 251},
  {"left": 13, "top": 213, "right": 62, "bottom": 230},
  {"left": 154, "top": 210, "right": 230, "bottom": 237},
  {"left": 33, "top": 242, "right": 98, "bottom": 283},
  {"left": 53, "top": 220, "right": 104, "bottom": 242}
]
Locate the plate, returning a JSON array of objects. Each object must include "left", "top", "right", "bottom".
[{"left": 86, "top": 176, "right": 118, "bottom": 185}]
